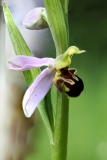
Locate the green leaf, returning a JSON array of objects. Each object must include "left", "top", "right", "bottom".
[
  {"left": 3, "top": 2, "right": 39, "bottom": 86},
  {"left": 3, "top": 2, "right": 53, "bottom": 143}
]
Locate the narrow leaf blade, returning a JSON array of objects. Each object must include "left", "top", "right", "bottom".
[{"left": 3, "top": 2, "right": 53, "bottom": 143}]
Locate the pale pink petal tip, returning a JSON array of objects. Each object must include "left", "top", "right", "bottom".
[{"left": 23, "top": 68, "right": 54, "bottom": 117}]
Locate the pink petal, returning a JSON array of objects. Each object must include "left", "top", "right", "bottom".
[
  {"left": 7, "top": 56, "right": 54, "bottom": 71},
  {"left": 23, "top": 68, "right": 54, "bottom": 117}
]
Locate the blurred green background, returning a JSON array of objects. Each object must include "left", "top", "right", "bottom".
[{"left": 1, "top": 0, "right": 107, "bottom": 160}]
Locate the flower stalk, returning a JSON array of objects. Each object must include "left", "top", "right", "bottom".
[
  {"left": 51, "top": 92, "right": 69, "bottom": 160},
  {"left": 44, "top": 0, "right": 69, "bottom": 56},
  {"left": 43, "top": 0, "right": 69, "bottom": 160}
]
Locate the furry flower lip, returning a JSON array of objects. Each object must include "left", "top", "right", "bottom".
[
  {"left": 53, "top": 46, "right": 85, "bottom": 97},
  {"left": 7, "top": 46, "right": 85, "bottom": 117},
  {"left": 54, "top": 67, "right": 84, "bottom": 97}
]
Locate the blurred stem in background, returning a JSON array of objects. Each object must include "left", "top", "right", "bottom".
[
  {"left": 0, "top": 1, "right": 38, "bottom": 160},
  {"left": 0, "top": 2, "right": 6, "bottom": 159},
  {"left": 0, "top": 1, "right": 6, "bottom": 105}
]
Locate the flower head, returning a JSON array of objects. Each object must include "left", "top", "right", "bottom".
[{"left": 7, "top": 46, "right": 85, "bottom": 117}]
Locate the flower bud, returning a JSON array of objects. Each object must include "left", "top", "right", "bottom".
[{"left": 23, "top": 7, "right": 48, "bottom": 30}]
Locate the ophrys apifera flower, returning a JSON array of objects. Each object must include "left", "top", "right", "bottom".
[{"left": 7, "top": 46, "right": 85, "bottom": 117}]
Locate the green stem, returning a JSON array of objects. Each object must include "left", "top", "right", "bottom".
[
  {"left": 44, "top": 1, "right": 69, "bottom": 160},
  {"left": 51, "top": 92, "right": 69, "bottom": 160},
  {"left": 44, "top": 0, "right": 69, "bottom": 55},
  {"left": 60, "top": 0, "right": 69, "bottom": 42}
]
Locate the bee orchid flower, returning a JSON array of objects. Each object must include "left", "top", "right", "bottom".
[{"left": 7, "top": 46, "right": 85, "bottom": 117}]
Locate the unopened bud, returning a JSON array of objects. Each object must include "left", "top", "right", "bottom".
[{"left": 23, "top": 7, "right": 48, "bottom": 30}]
